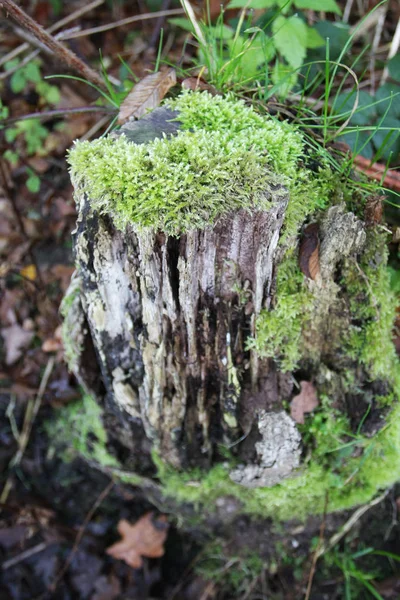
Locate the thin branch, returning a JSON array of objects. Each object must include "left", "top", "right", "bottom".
[
  {"left": 0, "top": 0, "right": 106, "bottom": 89},
  {"left": 60, "top": 8, "right": 184, "bottom": 39},
  {"left": 0, "top": 0, "right": 104, "bottom": 68},
  {"left": 3, "top": 106, "right": 117, "bottom": 126}
]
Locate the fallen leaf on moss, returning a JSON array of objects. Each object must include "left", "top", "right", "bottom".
[
  {"left": 106, "top": 512, "right": 169, "bottom": 568},
  {"left": 290, "top": 381, "right": 319, "bottom": 424},
  {"left": 299, "top": 222, "right": 320, "bottom": 280},
  {"left": 118, "top": 68, "right": 176, "bottom": 124}
]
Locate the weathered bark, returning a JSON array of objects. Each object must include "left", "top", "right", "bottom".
[{"left": 64, "top": 107, "right": 397, "bottom": 502}]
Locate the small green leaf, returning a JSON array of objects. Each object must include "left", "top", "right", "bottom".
[
  {"left": 24, "top": 62, "right": 41, "bottom": 83},
  {"left": 388, "top": 54, "right": 400, "bottom": 83},
  {"left": 26, "top": 172, "right": 41, "bottom": 193},
  {"left": 4, "top": 150, "right": 18, "bottom": 165},
  {"left": 294, "top": 0, "right": 341, "bottom": 14},
  {"left": 305, "top": 26, "right": 325, "bottom": 48},
  {"left": 10, "top": 69, "right": 27, "bottom": 93},
  {"left": 272, "top": 15, "right": 307, "bottom": 69},
  {"left": 5, "top": 127, "right": 18, "bottom": 142},
  {"left": 228, "top": 0, "right": 276, "bottom": 8},
  {"left": 271, "top": 60, "right": 298, "bottom": 98},
  {"left": 168, "top": 17, "right": 195, "bottom": 33}
]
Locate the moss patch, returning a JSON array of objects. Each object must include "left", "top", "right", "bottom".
[
  {"left": 68, "top": 90, "right": 336, "bottom": 237},
  {"left": 46, "top": 393, "right": 119, "bottom": 468},
  {"left": 154, "top": 390, "right": 400, "bottom": 521}
]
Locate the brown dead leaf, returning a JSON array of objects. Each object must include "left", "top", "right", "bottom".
[
  {"left": 1, "top": 322, "right": 35, "bottom": 365},
  {"left": 106, "top": 512, "right": 169, "bottom": 569},
  {"left": 118, "top": 68, "right": 177, "bottom": 124},
  {"left": 290, "top": 381, "right": 319, "bottom": 424},
  {"left": 299, "top": 223, "right": 320, "bottom": 280},
  {"left": 42, "top": 325, "right": 63, "bottom": 353}
]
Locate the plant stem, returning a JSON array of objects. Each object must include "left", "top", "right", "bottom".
[{"left": 0, "top": 0, "right": 106, "bottom": 90}]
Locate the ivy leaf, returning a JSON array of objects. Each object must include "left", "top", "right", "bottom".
[
  {"left": 294, "top": 0, "right": 341, "bottom": 14},
  {"left": 272, "top": 15, "right": 307, "bottom": 69},
  {"left": 118, "top": 68, "right": 176, "bottom": 124}
]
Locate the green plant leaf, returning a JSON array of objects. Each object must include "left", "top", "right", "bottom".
[
  {"left": 227, "top": 0, "right": 276, "bottom": 8},
  {"left": 388, "top": 54, "right": 400, "bottom": 83},
  {"left": 271, "top": 60, "right": 298, "bottom": 98},
  {"left": 26, "top": 172, "right": 40, "bottom": 193},
  {"left": 272, "top": 15, "right": 307, "bottom": 69},
  {"left": 305, "top": 25, "right": 325, "bottom": 48},
  {"left": 294, "top": 0, "right": 341, "bottom": 13},
  {"left": 168, "top": 17, "right": 195, "bottom": 33},
  {"left": 5, "top": 127, "right": 18, "bottom": 142},
  {"left": 4, "top": 149, "right": 18, "bottom": 165},
  {"left": 10, "top": 69, "right": 27, "bottom": 93},
  {"left": 375, "top": 83, "right": 400, "bottom": 119},
  {"left": 24, "top": 62, "right": 41, "bottom": 83}
]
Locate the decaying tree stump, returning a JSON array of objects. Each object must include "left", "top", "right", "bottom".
[{"left": 62, "top": 91, "right": 399, "bottom": 523}]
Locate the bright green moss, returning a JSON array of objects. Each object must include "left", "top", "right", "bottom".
[
  {"left": 46, "top": 394, "right": 119, "bottom": 468},
  {"left": 247, "top": 250, "right": 313, "bottom": 371},
  {"left": 344, "top": 230, "right": 398, "bottom": 381},
  {"left": 68, "top": 91, "right": 336, "bottom": 237}
]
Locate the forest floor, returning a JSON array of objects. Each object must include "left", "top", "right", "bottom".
[{"left": 1, "top": 0, "right": 400, "bottom": 598}]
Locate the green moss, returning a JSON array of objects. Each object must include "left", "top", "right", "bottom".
[
  {"left": 68, "top": 90, "right": 336, "bottom": 237},
  {"left": 155, "top": 392, "right": 400, "bottom": 521},
  {"left": 344, "top": 230, "right": 398, "bottom": 382},
  {"left": 247, "top": 249, "right": 313, "bottom": 371},
  {"left": 46, "top": 393, "right": 119, "bottom": 468}
]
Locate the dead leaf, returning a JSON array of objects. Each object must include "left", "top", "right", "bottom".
[
  {"left": 1, "top": 323, "right": 35, "bottom": 365},
  {"left": 118, "top": 68, "right": 177, "bottom": 124},
  {"left": 20, "top": 264, "right": 37, "bottom": 281},
  {"left": 106, "top": 512, "right": 169, "bottom": 569},
  {"left": 42, "top": 325, "right": 63, "bottom": 353},
  {"left": 299, "top": 223, "right": 320, "bottom": 280},
  {"left": 290, "top": 381, "right": 319, "bottom": 424}
]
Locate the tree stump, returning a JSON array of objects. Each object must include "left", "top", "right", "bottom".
[{"left": 62, "top": 91, "right": 400, "bottom": 525}]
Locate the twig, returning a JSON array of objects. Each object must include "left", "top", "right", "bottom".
[
  {"left": 0, "top": 0, "right": 104, "bottom": 68},
  {"left": 0, "top": 357, "right": 55, "bottom": 504},
  {"left": 316, "top": 490, "right": 389, "bottom": 559},
  {"left": 49, "top": 480, "right": 114, "bottom": 593},
  {"left": 11, "top": 356, "right": 55, "bottom": 467},
  {"left": 2, "top": 542, "right": 48, "bottom": 570},
  {"left": 62, "top": 7, "right": 184, "bottom": 39},
  {"left": 3, "top": 106, "right": 116, "bottom": 126},
  {"left": 0, "top": 0, "right": 106, "bottom": 89},
  {"left": 148, "top": 0, "right": 171, "bottom": 50},
  {"left": 304, "top": 494, "right": 329, "bottom": 600}
]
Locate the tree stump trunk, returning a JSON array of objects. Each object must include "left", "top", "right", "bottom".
[{"left": 63, "top": 92, "right": 399, "bottom": 527}]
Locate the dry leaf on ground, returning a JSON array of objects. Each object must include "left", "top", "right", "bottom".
[
  {"left": 106, "top": 512, "right": 169, "bottom": 569},
  {"left": 118, "top": 68, "right": 177, "bottom": 124},
  {"left": 299, "top": 223, "right": 320, "bottom": 280},
  {"left": 290, "top": 381, "right": 319, "bottom": 424}
]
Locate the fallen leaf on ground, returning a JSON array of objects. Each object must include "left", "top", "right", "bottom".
[
  {"left": 42, "top": 325, "right": 63, "bottom": 353},
  {"left": 118, "top": 68, "right": 177, "bottom": 124},
  {"left": 1, "top": 323, "right": 35, "bottom": 365},
  {"left": 181, "top": 77, "right": 218, "bottom": 95},
  {"left": 290, "top": 381, "right": 319, "bottom": 424},
  {"left": 106, "top": 512, "right": 169, "bottom": 568}
]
